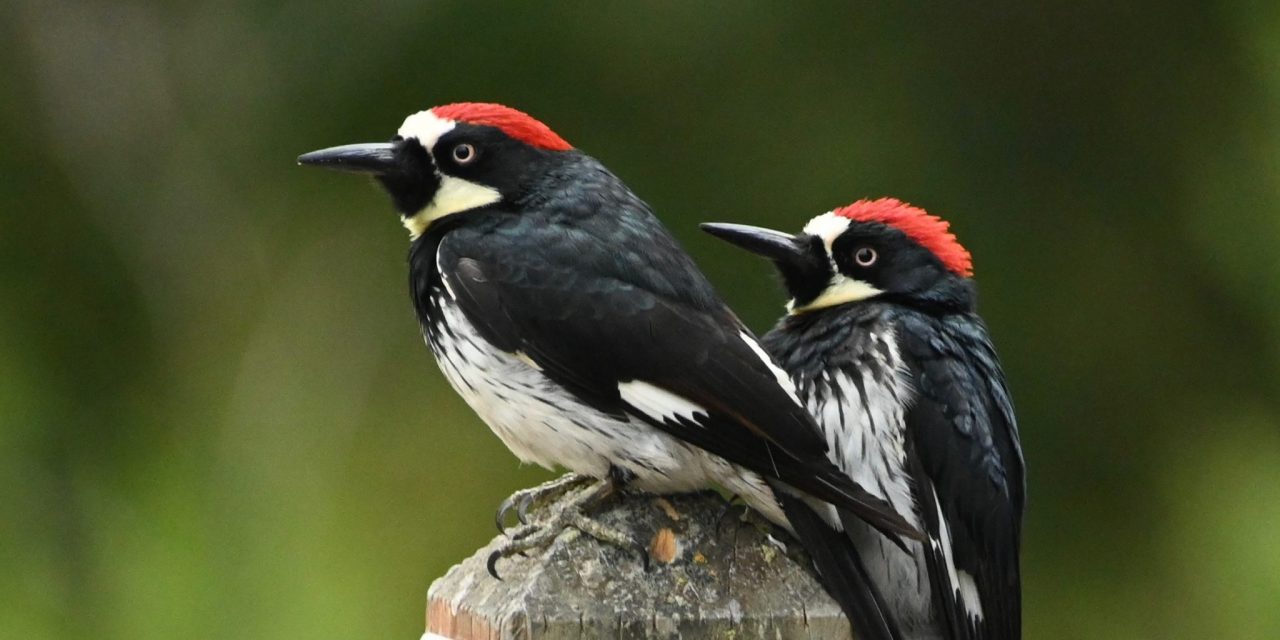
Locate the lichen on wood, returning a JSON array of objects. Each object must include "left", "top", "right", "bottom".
[{"left": 425, "top": 490, "right": 851, "bottom": 639}]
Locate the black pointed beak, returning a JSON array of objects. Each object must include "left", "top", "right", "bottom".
[
  {"left": 297, "top": 143, "right": 397, "bottom": 175},
  {"left": 703, "top": 222, "right": 830, "bottom": 307},
  {"left": 700, "top": 222, "right": 808, "bottom": 265}
]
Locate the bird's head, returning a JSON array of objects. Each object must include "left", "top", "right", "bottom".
[
  {"left": 298, "top": 102, "right": 574, "bottom": 238},
  {"left": 703, "top": 198, "right": 975, "bottom": 314}
]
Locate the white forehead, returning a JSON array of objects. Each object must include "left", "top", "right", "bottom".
[
  {"left": 801, "top": 211, "right": 851, "bottom": 253},
  {"left": 398, "top": 110, "right": 456, "bottom": 149}
]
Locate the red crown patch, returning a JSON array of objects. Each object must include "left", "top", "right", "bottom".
[
  {"left": 431, "top": 103, "right": 573, "bottom": 152},
  {"left": 833, "top": 198, "right": 973, "bottom": 277}
]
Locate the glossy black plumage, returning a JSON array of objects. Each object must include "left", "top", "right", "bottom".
[
  {"left": 897, "top": 310, "right": 1024, "bottom": 640},
  {"left": 411, "top": 154, "right": 915, "bottom": 542},
  {"left": 704, "top": 208, "right": 1024, "bottom": 639},
  {"left": 417, "top": 152, "right": 917, "bottom": 640},
  {"left": 301, "top": 107, "right": 923, "bottom": 640},
  {"left": 776, "top": 486, "right": 904, "bottom": 640},
  {"left": 765, "top": 294, "right": 1024, "bottom": 640}
]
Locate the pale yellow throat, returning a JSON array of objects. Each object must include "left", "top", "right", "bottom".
[
  {"left": 395, "top": 109, "right": 503, "bottom": 240},
  {"left": 401, "top": 175, "right": 502, "bottom": 239},
  {"left": 787, "top": 276, "right": 882, "bottom": 314}
]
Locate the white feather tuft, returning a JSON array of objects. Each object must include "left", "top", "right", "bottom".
[
  {"left": 738, "top": 331, "right": 803, "bottom": 406},
  {"left": 619, "top": 380, "right": 708, "bottom": 425},
  {"left": 932, "top": 490, "right": 984, "bottom": 621},
  {"left": 398, "top": 110, "right": 456, "bottom": 148},
  {"left": 802, "top": 211, "right": 852, "bottom": 252},
  {"left": 958, "top": 570, "right": 985, "bottom": 621}
]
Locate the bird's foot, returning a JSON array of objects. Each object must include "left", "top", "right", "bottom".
[
  {"left": 495, "top": 472, "right": 593, "bottom": 534},
  {"left": 713, "top": 493, "right": 748, "bottom": 536},
  {"left": 487, "top": 477, "right": 648, "bottom": 579}
]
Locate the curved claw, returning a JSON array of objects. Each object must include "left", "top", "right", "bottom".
[
  {"left": 517, "top": 494, "right": 535, "bottom": 525},
  {"left": 486, "top": 550, "right": 504, "bottom": 581},
  {"left": 495, "top": 494, "right": 520, "bottom": 535}
]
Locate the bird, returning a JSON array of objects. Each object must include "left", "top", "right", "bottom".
[
  {"left": 702, "top": 198, "right": 1026, "bottom": 640},
  {"left": 297, "top": 103, "right": 920, "bottom": 639}
]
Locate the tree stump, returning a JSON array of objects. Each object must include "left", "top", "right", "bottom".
[{"left": 423, "top": 490, "right": 851, "bottom": 639}]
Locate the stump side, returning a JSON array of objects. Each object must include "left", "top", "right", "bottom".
[{"left": 425, "top": 491, "right": 851, "bottom": 640}]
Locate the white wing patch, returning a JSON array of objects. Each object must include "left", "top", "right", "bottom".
[
  {"left": 424, "top": 294, "right": 789, "bottom": 534},
  {"left": 932, "top": 489, "right": 984, "bottom": 622},
  {"left": 738, "top": 331, "right": 803, "bottom": 406},
  {"left": 619, "top": 380, "right": 708, "bottom": 425},
  {"left": 958, "top": 570, "right": 985, "bottom": 621}
]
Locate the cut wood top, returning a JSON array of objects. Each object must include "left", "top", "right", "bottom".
[{"left": 425, "top": 490, "right": 851, "bottom": 639}]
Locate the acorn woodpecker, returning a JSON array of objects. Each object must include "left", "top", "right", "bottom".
[
  {"left": 298, "top": 104, "right": 919, "bottom": 639},
  {"left": 703, "top": 199, "right": 1026, "bottom": 640}
]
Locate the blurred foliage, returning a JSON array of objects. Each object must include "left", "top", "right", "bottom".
[{"left": 2, "top": 2, "right": 1279, "bottom": 639}]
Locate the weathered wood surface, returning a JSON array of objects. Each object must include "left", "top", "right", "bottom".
[{"left": 424, "top": 490, "right": 851, "bottom": 639}]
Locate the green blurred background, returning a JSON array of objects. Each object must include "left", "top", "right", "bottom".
[{"left": 3, "top": 2, "right": 1279, "bottom": 638}]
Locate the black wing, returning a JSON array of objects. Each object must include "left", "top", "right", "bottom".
[
  {"left": 775, "top": 485, "right": 904, "bottom": 640},
  {"left": 435, "top": 213, "right": 919, "bottom": 541},
  {"left": 899, "top": 313, "right": 1025, "bottom": 640}
]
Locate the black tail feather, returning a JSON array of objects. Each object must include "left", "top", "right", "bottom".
[{"left": 774, "top": 485, "right": 904, "bottom": 640}]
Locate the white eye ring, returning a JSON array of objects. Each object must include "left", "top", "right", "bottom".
[
  {"left": 854, "top": 246, "right": 877, "bottom": 267},
  {"left": 451, "top": 143, "right": 476, "bottom": 164}
]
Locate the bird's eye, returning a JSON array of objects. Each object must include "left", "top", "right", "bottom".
[
  {"left": 854, "top": 247, "right": 877, "bottom": 267},
  {"left": 451, "top": 143, "right": 477, "bottom": 164}
]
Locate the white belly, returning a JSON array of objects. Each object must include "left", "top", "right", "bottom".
[
  {"left": 803, "top": 333, "right": 918, "bottom": 529},
  {"left": 425, "top": 297, "right": 783, "bottom": 524},
  {"left": 799, "top": 328, "right": 941, "bottom": 631}
]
